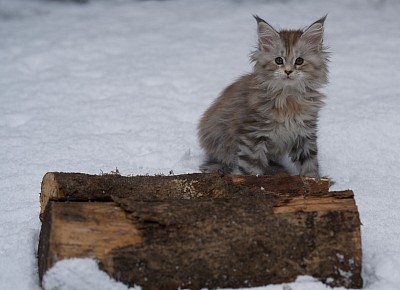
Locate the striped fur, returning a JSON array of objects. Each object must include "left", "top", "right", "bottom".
[{"left": 198, "top": 16, "right": 329, "bottom": 177}]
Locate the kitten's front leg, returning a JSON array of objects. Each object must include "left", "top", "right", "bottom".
[
  {"left": 290, "top": 135, "right": 320, "bottom": 178},
  {"left": 235, "top": 154, "right": 265, "bottom": 175},
  {"left": 234, "top": 139, "right": 265, "bottom": 175}
]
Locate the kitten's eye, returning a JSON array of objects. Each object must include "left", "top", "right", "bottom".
[
  {"left": 295, "top": 57, "right": 304, "bottom": 65},
  {"left": 275, "top": 57, "right": 284, "bottom": 65}
]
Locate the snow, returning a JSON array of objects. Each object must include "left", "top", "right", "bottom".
[
  {"left": 42, "top": 259, "right": 140, "bottom": 290},
  {"left": 0, "top": 0, "right": 400, "bottom": 289}
]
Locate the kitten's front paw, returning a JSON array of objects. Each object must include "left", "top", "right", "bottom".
[
  {"left": 300, "top": 169, "right": 320, "bottom": 180},
  {"left": 298, "top": 161, "right": 319, "bottom": 179}
]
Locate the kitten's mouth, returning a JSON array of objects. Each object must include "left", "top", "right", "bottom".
[{"left": 281, "top": 76, "right": 299, "bottom": 86}]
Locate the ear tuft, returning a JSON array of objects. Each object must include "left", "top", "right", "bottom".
[
  {"left": 254, "top": 15, "right": 279, "bottom": 52},
  {"left": 301, "top": 15, "right": 327, "bottom": 50},
  {"left": 253, "top": 14, "right": 265, "bottom": 25}
]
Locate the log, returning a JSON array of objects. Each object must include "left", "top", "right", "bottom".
[
  {"left": 37, "top": 201, "right": 142, "bottom": 284},
  {"left": 40, "top": 172, "right": 330, "bottom": 220},
  {"left": 38, "top": 191, "right": 362, "bottom": 289}
]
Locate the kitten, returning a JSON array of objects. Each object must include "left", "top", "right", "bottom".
[{"left": 198, "top": 15, "right": 329, "bottom": 177}]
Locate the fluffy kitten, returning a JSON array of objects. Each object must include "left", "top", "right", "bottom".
[{"left": 198, "top": 16, "right": 329, "bottom": 177}]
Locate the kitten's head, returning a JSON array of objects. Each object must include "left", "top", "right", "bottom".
[{"left": 251, "top": 16, "right": 329, "bottom": 92}]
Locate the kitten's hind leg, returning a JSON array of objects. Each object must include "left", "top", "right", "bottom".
[{"left": 200, "top": 158, "right": 233, "bottom": 174}]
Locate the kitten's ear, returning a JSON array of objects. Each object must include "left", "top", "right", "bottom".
[
  {"left": 301, "top": 15, "right": 327, "bottom": 50},
  {"left": 254, "top": 15, "right": 280, "bottom": 52}
]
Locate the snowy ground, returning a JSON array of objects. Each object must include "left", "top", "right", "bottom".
[{"left": 1, "top": 0, "right": 400, "bottom": 289}]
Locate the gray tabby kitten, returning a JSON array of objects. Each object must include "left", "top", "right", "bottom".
[{"left": 198, "top": 16, "right": 329, "bottom": 177}]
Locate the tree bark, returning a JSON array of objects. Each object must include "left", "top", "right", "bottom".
[
  {"left": 38, "top": 190, "right": 362, "bottom": 289},
  {"left": 40, "top": 172, "right": 330, "bottom": 220}
]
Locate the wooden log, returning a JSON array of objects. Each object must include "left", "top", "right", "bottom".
[
  {"left": 38, "top": 191, "right": 362, "bottom": 289},
  {"left": 38, "top": 201, "right": 142, "bottom": 283},
  {"left": 40, "top": 172, "right": 330, "bottom": 220}
]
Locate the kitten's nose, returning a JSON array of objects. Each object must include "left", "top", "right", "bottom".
[{"left": 284, "top": 70, "right": 293, "bottom": 76}]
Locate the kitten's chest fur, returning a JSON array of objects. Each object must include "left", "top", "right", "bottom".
[
  {"left": 247, "top": 89, "right": 321, "bottom": 145},
  {"left": 270, "top": 95, "right": 312, "bottom": 124}
]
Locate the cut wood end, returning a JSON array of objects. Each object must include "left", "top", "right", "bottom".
[
  {"left": 44, "top": 202, "right": 143, "bottom": 271},
  {"left": 40, "top": 172, "right": 64, "bottom": 221}
]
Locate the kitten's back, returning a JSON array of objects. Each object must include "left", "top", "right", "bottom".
[{"left": 198, "top": 74, "right": 254, "bottom": 171}]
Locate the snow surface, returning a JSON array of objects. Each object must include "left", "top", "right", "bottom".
[{"left": 1, "top": 0, "right": 400, "bottom": 289}]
